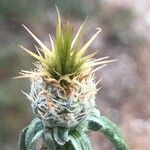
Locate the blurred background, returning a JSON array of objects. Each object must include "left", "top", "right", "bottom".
[{"left": 0, "top": 0, "right": 150, "bottom": 149}]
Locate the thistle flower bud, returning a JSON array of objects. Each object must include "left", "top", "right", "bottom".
[
  {"left": 18, "top": 9, "right": 129, "bottom": 150},
  {"left": 17, "top": 9, "right": 112, "bottom": 129},
  {"left": 30, "top": 76, "right": 96, "bottom": 128}
]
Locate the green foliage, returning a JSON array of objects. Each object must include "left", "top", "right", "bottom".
[
  {"left": 53, "top": 127, "right": 70, "bottom": 145},
  {"left": 44, "top": 130, "right": 57, "bottom": 150},
  {"left": 87, "top": 108, "right": 130, "bottom": 150},
  {"left": 25, "top": 118, "right": 43, "bottom": 149},
  {"left": 18, "top": 108, "right": 130, "bottom": 150},
  {"left": 18, "top": 126, "right": 29, "bottom": 150},
  {"left": 69, "top": 130, "right": 92, "bottom": 150}
]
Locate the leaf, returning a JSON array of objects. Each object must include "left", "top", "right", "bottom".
[
  {"left": 98, "top": 116, "right": 130, "bottom": 150},
  {"left": 18, "top": 126, "right": 29, "bottom": 150},
  {"left": 22, "top": 24, "right": 50, "bottom": 54},
  {"left": 92, "top": 59, "right": 117, "bottom": 67},
  {"left": 69, "top": 130, "right": 92, "bottom": 150},
  {"left": 56, "top": 5, "right": 61, "bottom": 36},
  {"left": 76, "top": 119, "right": 88, "bottom": 132},
  {"left": 19, "top": 45, "right": 46, "bottom": 63},
  {"left": 69, "top": 133, "right": 82, "bottom": 150},
  {"left": 43, "top": 130, "right": 57, "bottom": 150},
  {"left": 28, "top": 129, "right": 45, "bottom": 150},
  {"left": 80, "top": 133, "right": 92, "bottom": 150},
  {"left": 49, "top": 34, "right": 55, "bottom": 51},
  {"left": 71, "top": 23, "right": 84, "bottom": 49},
  {"left": 87, "top": 108, "right": 130, "bottom": 150},
  {"left": 25, "top": 118, "right": 43, "bottom": 149},
  {"left": 76, "top": 28, "right": 101, "bottom": 58},
  {"left": 53, "top": 127, "right": 70, "bottom": 145},
  {"left": 87, "top": 107, "right": 102, "bottom": 131}
]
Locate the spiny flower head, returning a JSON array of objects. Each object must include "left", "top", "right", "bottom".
[
  {"left": 17, "top": 9, "right": 130, "bottom": 150},
  {"left": 17, "top": 8, "right": 115, "bottom": 128}
]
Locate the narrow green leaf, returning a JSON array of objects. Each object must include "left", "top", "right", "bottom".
[
  {"left": 69, "top": 130, "right": 92, "bottom": 150},
  {"left": 53, "top": 127, "right": 69, "bottom": 145},
  {"left": 80, "top": 133, "right": 92, "bottom": 150},
  {"left": 43, "top": 130, "right": 57, "bottom": 150},
  {"left": 49, "top": 34, "right": 55, "bottom": 51},
  {"left": 76, "top": 119, "right": 88, "bottom": 132},
  {"left": 71, "top": 23, "right": 84, "bottom": 49},
  {"left": 28, "top": 129, "right": 45, "bottom": 150},
  {"left": 69, "top": 133, "right": 82, "bottom": 150},
  {"left": 87, "top": 108, "right": 101, "bottom": 131},
  {"left": 25, "top": 118, "right": 43, "bottom": 149},
  {"left": 77, "top": 28, "right": 101, "bottom": 58},
  {"left": 98, "top": 116, "right": 130, "bottom": 150},
  {"left": 56, "top": 5, "right": 61, "bottom": 36},
  {"left": 22, "top": 24, "right": 50, "bottom": 54},
  {"left": 87, "top": 108, "right": 130, "bottom": 150},
  {"left": 18, "top": 126, "right": 29, "bottom": 150},
  {"left": 20, "top": 45, "right": 46, "bottom": 63}
]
